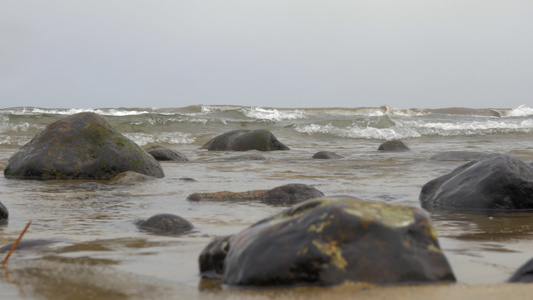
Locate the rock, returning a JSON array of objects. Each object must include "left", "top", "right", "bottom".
[
  {"left": 312, "top": 151, "right": 344, "bottom": 159},
  {"left": 187, "top": 184, "right": 324, "bottom": 205},
  {"left": 108, "top": 171, "right": 157, "bottom": 184},
  {"left": 200, "top": 129, "right": 290, "bottom": 151},
  {"left": 3, "top": 112, "right": 164, "bottom": 180},
  {"left": 378, "top": 140, "right": 410, "bottom": 152},
  {"left": 0, "top": 202, "right": 8, "bottom": 220},
  {"left": 420, "top": 154, "right": 533, "bottom": 211},
  {"left": 145, "top": 145, "right": 188, "bottom": 161},
  {"left": 429, "top": 151, "right": 486, "bottom": 161},
  {"left": 199, "top": 196, "right": 455, "bottom": 286},
  {"left": 508, "top": 258, "right": 533, "bottom": 283},
  {"left": 136, "top": 214, "right": 193, "bottom": 234}
]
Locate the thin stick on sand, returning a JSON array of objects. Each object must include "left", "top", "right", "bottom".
[{"left": 2, "top": 221, "right": 32, "bottom": 267}]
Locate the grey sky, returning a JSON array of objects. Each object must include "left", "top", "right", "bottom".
[{"left": 2, "top": 1, "right": 532, "bottom": 109}]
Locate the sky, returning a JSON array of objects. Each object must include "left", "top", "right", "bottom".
[{"left": 1, "top": 1, "right": 533, "bottom": 109}]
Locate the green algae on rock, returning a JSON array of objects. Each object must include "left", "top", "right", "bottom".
[
  {"left": 3, "top": 112, "right": 164, "bottom": 180},
  {"left": 199, "top": 196, "right": 455, "bottom": 286}
]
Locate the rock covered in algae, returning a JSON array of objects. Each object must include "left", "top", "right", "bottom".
[
  {"left": 3, "top": 112, "right": 164, "bottom": 180},
  {"left": 136, "top": 214, "right": 193, "bottom": 234},
  {"left": 187, "top": 184, "right": 324, "bottom": 205},
  {"left": 420, "top": 154, "right": 533, "bottom": 211},
  {"left": 200, "top": 129, "right": 290, "bottom": 151},
  {"left": 199, "top": 196, "right": 455, "bottom": 286}
]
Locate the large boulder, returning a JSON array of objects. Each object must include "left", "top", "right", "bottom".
[
  {"left": 200, "top": 129, "right": 290, "bottom": 151},
  {"left": 3, "top": 112, "right": 164, "bottom": 180},
  {"left": 420, "top": 154, "right": 533, "bottom": 211},
  {"left": 187, "top": 184, "right": 324, "bottom": 205},
  {"left": 199, "top": 196, "right": 455, "bottom": 286}
]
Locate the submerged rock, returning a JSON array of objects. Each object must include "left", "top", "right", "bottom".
[
  {"left": 312, "top": 151, "right": 344, "bottom": 159},
  {"left": 200, "top": 129, "right": 290, "bottom": 151},
  {"left": 187, "top": 184, "right": 324, "bottom": 205},
  {"left": 108, "top": 171, "right": 157, "bottom": 184},
  {"left": 3, "top": 112, "right": 164, "bottom": 180},
  {"left": 429, "top": 151, "right": 486, "bottom": 161},
  {"left": 145, "top": 145, "right": 188, "bottom": 161},
  {"left": 420, "top": 154, "right": 533, "bottom": 211},
  {"left": 136, "top": 214, "right": 193, "bottom": 234},
  {"left": 508, "top": 257, "right": 533, "bottom": 283},
  {"left": 199, "top": 196, "right": 455, "bottom": 286},
  {"left": 378, "top": 140, "right": 410, "bottom": 152}
]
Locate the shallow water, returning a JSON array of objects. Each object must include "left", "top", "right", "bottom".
[{"left": 1, "top": 106, "right": 533, "bottom": 298}]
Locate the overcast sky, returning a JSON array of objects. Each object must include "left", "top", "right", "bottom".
[{"left": 2, "top": 1, "right": 532, "bottom": 109}]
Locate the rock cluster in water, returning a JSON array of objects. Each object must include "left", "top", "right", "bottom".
[
  {"left": 199, "top": 196, "right": 456, "bottom": 286},
  {"left": 200, "top": 129, "right": 290, "bottom": 151}
]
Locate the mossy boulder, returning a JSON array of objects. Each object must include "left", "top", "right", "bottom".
[
  {"left": 3, "top": 112, "right": 164, "bottom": 180},
  {"left": 378, "top": 140, "right": 410, "bottom": 152},
  {"left": 136, "top": 214, "right": 193, "bottom": 235},
  {"left": 145, "top": 145, "right": 188, "bottom": 161},
  {"left": 420, "top": 154, "right": 533, "bottom": 211},
  {"left": 199, "top": 196, "right": 455, "bottom": 286},
  {"left": 187, "top": 184, "right": 324, "bottom": 205},
  {"left": 200, "top": 129, "right": 290, "bottom": 151}
]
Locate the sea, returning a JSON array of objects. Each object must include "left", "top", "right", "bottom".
[{"left": 1, "top": 104, "right": 533, "bottom": 299}]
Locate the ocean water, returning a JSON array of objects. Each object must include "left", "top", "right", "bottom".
[{"left": 1, "top": 105, "right": 533, "bottom": 298}]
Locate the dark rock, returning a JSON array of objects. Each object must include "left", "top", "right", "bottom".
[
  {"left": 199, "top": 196, "right": 455, "bottom": 286},
  {"left": 108, "top": 171, "right": 157, "bottom": 184},
  {"left": 420, "top": 154, "right": 533, "bottom": 211},
  {"left": 0, "top": 239, "right": 61, "bottom": 252},
  {"left": 312, "top": 151, "right": 344, "bottom": 159},
  {"left": 0, "top": 202, "right": 8, "bottom": 220},
  {"left": 429, "top": 151, "right": 486, "bottom": 161},
  {"left": 200, "top": 129, "right": 290, "bottom": 151},
  {"left": 136, "top": 214, "right": 193, "bottom": 235},
  {"left": 3, "top": 112, "right": 164, "bottom": 180},
  {"left": 508, "top": 257, "right": 533, "bottom": 283},
  {"left": 378, "top": 140, "right": 410, "bottom": 152},
  {"left": 145, "top": 145, "right": 188, "bottom": 161},
  {"left": 187, "top": 184, "right": 324, "bottom": 205}
]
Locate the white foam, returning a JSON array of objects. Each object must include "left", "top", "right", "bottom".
[
  {"left": 505, "top": 105, "right": 533, "bottom": 117},
  {"left": 124, "top": 132, "right": 195, "bottom": 146},
  {"left": 2, "top": 107, "right": 152, "bottom": 116},
  {"left": 241, "top": 107, "right": 307, "bottom": 121}
]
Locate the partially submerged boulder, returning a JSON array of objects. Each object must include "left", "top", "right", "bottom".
[
  {"left": 378, "top": 140, "right": 410, "bottom": 152},
  {"left": 429, "top": 151, "right": 486, "bottom": 161},
  {"left": 3, "top": 112, "right": 164, "bottom": 180},
  {"left": 420, "top": 154, "right": 533, "bottom": 211},
  {"left": 0, "top": 202, "right": 8, "bottom": 220},
  {"left": 108, "top": 171, "right": 157, "bottom": 184},
  {"left": 312, "top": 151, "right": 344, "bottom": 159},
  {"left": 145, "top": 145, "right": 188, "bottom": 161},
  {"left": 199, "top": 196, "right": 455, "bottom": 286},
  {"left": 200, "top": 129, "right": 290, "bottom": 151},
  {"left": 508, "top": 257, "right": 533, "bottom": 283},
  {"left": 187, "top": 184, "right": 324, "bottom": 205},
  {"left": 136, "top": 214, "right": 193, "bottom": 235}
]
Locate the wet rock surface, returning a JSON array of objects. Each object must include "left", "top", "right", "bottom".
[
  {"left": 3, "top": 112, "right": 164, "bottom": 180},
  {"left": 187, "top": 184, "right": 324, "bottom": 205},
  {"left": 145, "top": 145, "right": 188, "bottom": 161},
  {"left": 508, "top": 257, "right": 533, "bottom": 283},
  {"left": 201, "top": 129, "right": 290, "bottom": 151},
  {"left": 420, "top": 154, "right": 533, "bottom": 211},
  {"left": 312, "top": 151, "right": 344, "bottom": 159},
  {"left": 199, "top": 196, "right": 455, "bottom": 286},
  {"left": 378, "top": 140, "right": 410, "bottom": 152},
  {"left": 136, "top": 214, "right": 194, "bottom": 235},
  {"left": 0, "top": 202, "right": 8, "bottom": 220}
]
